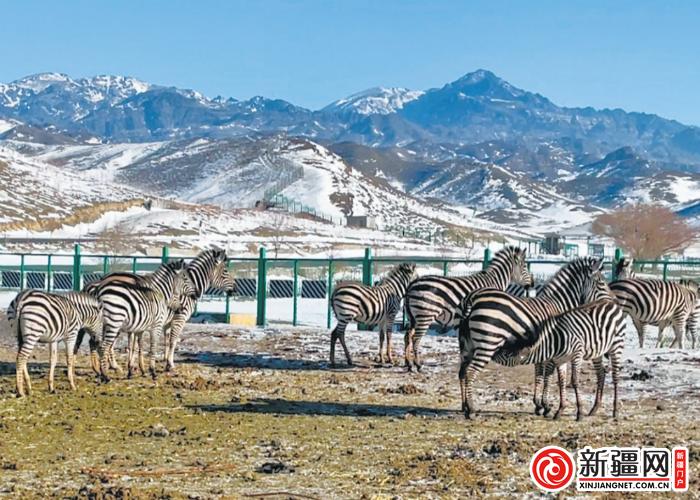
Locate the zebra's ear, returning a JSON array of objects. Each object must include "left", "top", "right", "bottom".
[{"left": 214, "top": 249, "right": 227, "bottom": 262}]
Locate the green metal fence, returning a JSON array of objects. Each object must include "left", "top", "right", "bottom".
[{"left": 2, "top": 245, "right": 700, "bottom": 328}]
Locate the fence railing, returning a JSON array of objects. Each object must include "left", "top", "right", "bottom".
[{"left": 1, "top": 245, "right": 699, "bottom": 329}]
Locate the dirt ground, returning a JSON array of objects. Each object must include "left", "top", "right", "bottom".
[{"left": 0, "top": 322, "right": 698, "bottom": 499}]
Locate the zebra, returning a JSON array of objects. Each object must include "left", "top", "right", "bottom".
[
  {"left": 8, "top": 289, "right": 102, "bottom": 397},
  {"left": 95, "top": 280, "right": 182, "bottom": 382},
  {"left": 77, "top": 259, "right": 196, "bottom": 375},
  {"left": 610, "top": 276, "right": 698, "bottom": 349},
  {"left": 163, "top": 249, "right": 234, "bottom": 371},
  {"left": 458, "top": 256, "right": 605, "bottom": 419},
  {"left": 493, "top": 270, "right": 626, "bottom": 420},
  {"left": 329, "top": 262, "right": 417, "bottom": 367},
  {"left": 87, "top": 261, "right": 192, "bottom": 381},
  {"left": 403, "top": 246, "right": 532, "bottom": 371}
]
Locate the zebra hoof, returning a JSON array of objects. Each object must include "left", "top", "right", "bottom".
[
  {"left": 534, "top": 406, "right": 542, "bottom": 415},
  {"left": 576, "top": 413, "right": 583, "bottom": 422},
  {"left": 543, "top": 407, "right": 552, "bottom": 417},
  {"left": 553, "top": 411, "right": 562, "bottom": 420}
]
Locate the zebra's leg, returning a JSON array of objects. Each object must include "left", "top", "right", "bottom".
[
  {"left": 15, "top": 352, "right": 30, "bottom": 397},
  {"left": 409, "top": 320, "right": 431, "bottom": 372},
  {"left": 404, "top": 327, "right": 414, "bottom": 369},
  {"left": 73, "top": 328, "right": 86, "bottom": 356},
  {"left": 553, "top": 363, "right": 568, "bottom": 420},
  {"left": 386, "top": 328, "right": 394, "bottom": 365},
  {"left": 462, "top": 346, "right": 499, "bottom": 419},
  {"left": 99, "top": 323, "right": 120, "bottom": 383},
  {"left": 88, "top": 336, "right": 101, "bottom": 374},
  {"left": 656, "top": 320, "right": 668, "bottom": 348},
  {"left": 148, "top": 324, "right": 160, "bottom": 382},
  {"left": 138, "top": 334, "right": 147, "bottom": 376},
  {"left": 108, "top": 345, "right": 123, "bottom": 374},
  {"left": 533, "top": 363, "right": 545, "bottom": 415},
  {"left": 571, "top": 355, "right": 584, "bottom": 421},
  {"left": 163, "top": 325, "right": 171, "bottom": 363},
  {"left": 670, "top": 318, "right": 686, "bottom": 349},
  {"left": 458, "top": 325, "right": 474, "bottom": 412},
  {"left": 610, "top": 349, "right": 622, "bottom": 420},
  {"left": 589, "top": 357, "right": 606, "bottom": 416},
  {"left": 48, "top": 342, "right": 58, "bottom": 393},
  {"left": 65, "top": 338, "right": 77, "bottom": 391},
  {"left": 329, "top": 324, "right": 340, "bottom": 367},
  {"left": 337, "top": 323, "right": 353, "bottom": 366},
  {"left": 377, "top": 326, "right": 386, "bottom": 364},
  {"left": 541, "top": 362, "right": 556, "bottom": 417},
  {"left": 166, "top": 317, "right": 186, "bottom": 372},
  {"left": 633, "top": 318, "right": 646, "bottom": 348}
]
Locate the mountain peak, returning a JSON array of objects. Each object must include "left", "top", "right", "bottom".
[{"left": 456, "top": 69, "right": 500, "bottom": 84}]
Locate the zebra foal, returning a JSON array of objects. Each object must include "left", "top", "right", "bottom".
[
  {"left": 330, "top": 262, "right": 417, "bottom": 366},
  {"left": 495, "top": 271, "right": 626, "bottom": 420}
]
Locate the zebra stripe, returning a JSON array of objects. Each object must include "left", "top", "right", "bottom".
[
  {"left": 457, "top": 256, "right": 605, "bottom": 419},
  {"left": 163, "top": 249, "right": 234, "bottom": 371},
  {"left": 506, "top": 281, "right": 544, "bottom": 298},
  {"left": 329, "top": 262, "right": 417, "bottom": 366},
  {"left": 403, "top": 246, "right": 532, "bottom": 371},
  {"left": 610, "top": 277, "right": 698, "bottom": 348},
  {"left": 9, "top": 290, "right": 102, "bottom": 397},
  {"left": 495, "top": 272, "right": 626, "bottom": 420}
]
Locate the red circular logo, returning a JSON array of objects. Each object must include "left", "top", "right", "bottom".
[{"left": 529, "top": 446, "right": 574, "bottom": 492}]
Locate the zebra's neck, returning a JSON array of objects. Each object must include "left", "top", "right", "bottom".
[
  {"left": 142, "top": 265, "right": 177, "bottom": 297},
  {"left": 478, "top": 255, "right": 514, "bottom": 289},
  {"left": 380, "top": 273, "right": 411, "bottom": 297},
  {"left": 186, "top": 255, "right": 218, "bottom": 298}
]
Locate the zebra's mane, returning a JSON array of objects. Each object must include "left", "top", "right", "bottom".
[
  {"left": 185, "top": 249, "right": 226, "bottom": 295},
  {"left": 378, "top": 263, "right": 415, "bottom": 285},
  {"left": 537, "top": 257, "right": 602, "bottom": 298}
]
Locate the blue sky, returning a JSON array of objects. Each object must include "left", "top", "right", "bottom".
[{"left": 1, "top": 1, "right": 699, "bottom": 124}]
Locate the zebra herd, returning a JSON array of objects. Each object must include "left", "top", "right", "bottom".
[
  {"left": 329, "top": 248, "right": 700, "bottom": 420},
  {"left": 8, "top": 249, "right": 233, "bottom": 396},
  {"left": 7, "top": 246, "right": 697, "bottom": 421}
]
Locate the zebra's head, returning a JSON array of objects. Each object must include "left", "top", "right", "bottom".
[
  {"left": 615, "top": 257, "right": 635, "bottom": 279},
  {"left": 680, "top": 278, "right": 700, "bottom": 295},
  {"left": 207, "top": 249, "right": 235, "bottom": 296},
  {"left": 391, "top": 262, "right": 418, "bottom": 283},
  {"left": 167, "top": 259, "right": 197, "bottom": 307},
  {"left": 582, "top": 269, "right": 612, "bottom": 303}
]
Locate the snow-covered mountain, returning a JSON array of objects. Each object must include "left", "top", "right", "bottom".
[{"left": 323, "top": 87, "right": 424, "bottom": 116}]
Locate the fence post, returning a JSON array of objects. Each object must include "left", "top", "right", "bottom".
[
  {"left": 224, "top": 259, "right": 232, "bottom": 320},
  {"left": 72, "top": 244, "right": 81, "bottom": 291},
  {"left": 256, "top": 247, "right": 267, "bottom": 326},
  {"left": 161, "top": 246, "right": 169, "bottom": 264},
  {"left": 46, "top": 254, "right": 52, "bottom": 291},
  {"left": 19, "top": 254, "right": 25, "bottom": 290},
  {"left": 326, "top": 260, "right": 334, "bottom": 329},
  {"left": 103, "top": 256, "right": 108, "bottom": 275},
  {"left": 482, "top": 248, "right": 492, "bottom": 270},
  {"left": 362, "top": 248, "right": 373, "bottom": 286},
  {"left": 612, "top": 248, "right": 623, "bottom": 280},
  {"left": 443, "top": 261, "right": 448, "bottom": 276},
  {"left": 292, "top": 259, "right": 299, "bottom": 326},
  {"left": 663, "top": 260, "right": 669, "bottom": 281}
]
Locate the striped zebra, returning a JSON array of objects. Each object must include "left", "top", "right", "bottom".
[
  {"left": 493, "top": 270, "right": 626, "bottom": 420},
  {"left": 403, "top": 246, "right": 532, "bottom": 371},
  {"left": 87, "top": 261, "right": 193, "bottom": 381},
  {"left": 610, "top": 276, "right": 698, "bottom": 349},
  {"left": 163, "top": 249, "right": 234, "bottom": 371},
  {"left": 458, "top": 256, "right": 605, "bottom": 419},
  {"left": 8, "top": 289, "right": 102, "bottom": 397},
  {"left": 330, "top": 262, "right": 417, "bottom": 367},
  {"left": 77, "top": 259, "right": 195, "bottom": 375}
]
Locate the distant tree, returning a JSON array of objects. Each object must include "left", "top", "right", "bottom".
[{"left": 592, "top": 204, "right": 697, "bottom": 259}]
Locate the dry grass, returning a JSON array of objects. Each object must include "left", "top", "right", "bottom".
[{"left": 0, "top": 325, "right": 698, "bottom": 498}]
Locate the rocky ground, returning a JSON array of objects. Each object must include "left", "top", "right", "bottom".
[{"left": 0, "top": 323, "right": 698, "bottom": 499}]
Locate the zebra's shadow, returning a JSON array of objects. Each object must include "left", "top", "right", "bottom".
[
  {"left": 0, "top": 360, "right": 51, "bottom": 376},
  {"left": 178, "top": 351, "right": 329, "bottom": 371},
  {"left": 188, "top": 397, "right": 457, "bottom": 418}
]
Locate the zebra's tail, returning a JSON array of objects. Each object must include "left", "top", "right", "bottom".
[{"left": 7, "top": 293, "right": 24, "bottom": 347}]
